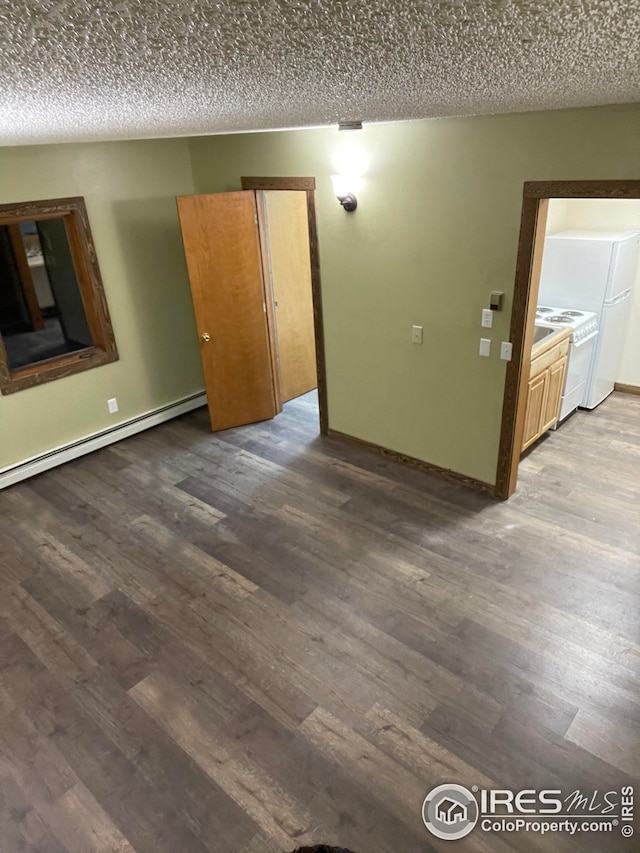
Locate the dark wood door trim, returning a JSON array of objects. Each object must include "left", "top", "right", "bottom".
[
  {"left": 522, "top": 180, "right": 640, "bottom": 199},
  {"left": 241, "top": 176, "right": 328, "bottom": 435},
  {"left": 495, "top": 195, "right": 547, "bottom": 500},
  {"left": 242, "top": 176, "right": 316, "bottom": 192},
  {"left": 496, "top": 179, "right": 640, "bottom": 500}
]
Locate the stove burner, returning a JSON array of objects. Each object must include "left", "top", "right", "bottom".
[
  {"left": 561, "top": 310, "right": 585, "bottom": 317},
  {"left": 537, "top": 306, "right": 553, "bottom": 313},
  {"left": 547, "top": 315, "right": 572, "bottom": 323}
]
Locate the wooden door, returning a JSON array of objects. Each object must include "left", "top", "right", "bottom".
[
  {"left": 263, "top": 191, "right": 317, "bottom": 402},
  {"left": 176, "top": 192, "right": 278, "bottom": 431}
]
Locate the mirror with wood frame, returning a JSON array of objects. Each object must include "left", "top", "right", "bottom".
[{"left": 0, "top": 196, "right": 118, "bottom": 394}]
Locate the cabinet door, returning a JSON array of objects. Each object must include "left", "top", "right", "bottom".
[
  {"left": 541, "top": 355, "right": 568, "bottom": 432},
  {"left": 522, "top": 370, "right": 548, "bottom": 451}
]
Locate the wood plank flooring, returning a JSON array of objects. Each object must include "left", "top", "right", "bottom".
[{"left": 1, "top": 391, "right": 638, "bottom": 853}]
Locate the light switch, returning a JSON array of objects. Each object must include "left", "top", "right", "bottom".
[
  {"left": 500, "top": 342, "right": 513, "bottom": 361},
  {"left": 107, "top": 397, "right": 118, "bottom": 414},
  {"left": 479, "top": 338, "right": 491, "bottom": 357},
  {"left": 481, "top": 309, "right": 493, "bottom": 328},
  {"left": 411, "top": 325, "right": 423, "bottom": 345}
]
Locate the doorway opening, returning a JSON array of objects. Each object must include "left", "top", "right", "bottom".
[
  {"left": 496, "top": 181, "right": 640, "bottom": 500},
  {"left": 244, "top": 176, "right": 325, "bottom": 432},
  {"left": 177, "top": 177, "right": 327, "bottom": 437}
]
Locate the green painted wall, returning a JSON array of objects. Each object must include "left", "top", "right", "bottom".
[
  {"left": 3, "top": 104, "right": 639, "bottom": 484},
  {"left": 188, "top": 104, "right": 640, "bottom": 484},
  {"left": 0, "top": 139, "right": 204, "bottom": 470}
]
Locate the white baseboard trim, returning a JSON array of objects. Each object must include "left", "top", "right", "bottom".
[{"left": 0, "top": 391, "right": 207, "bottom": 490}]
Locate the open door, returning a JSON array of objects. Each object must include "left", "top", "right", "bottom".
[
  {"left": 262, "top": 190, "right": 317, "bottom": 402},
  {"left": 176, "top": 191, "right": 278, "bottom": 431}
]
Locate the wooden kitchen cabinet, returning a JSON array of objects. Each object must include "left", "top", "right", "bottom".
[
  {"left": 522, "top": 371, "right": 549, "bottom": 450},
  {"left": 541, "top": 355, "right": 568, "bottom": 432},
  {"left": 521, "top": 330, "right": 570, "bottom": 452}
]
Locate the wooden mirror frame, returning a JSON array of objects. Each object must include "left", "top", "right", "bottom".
[{"left": 0, "top": 196, "right": 118, "bottom": 395}]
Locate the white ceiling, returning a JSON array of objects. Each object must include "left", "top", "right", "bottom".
[{"left": 2, "top": 0, "right": 640, "bottom": 146}]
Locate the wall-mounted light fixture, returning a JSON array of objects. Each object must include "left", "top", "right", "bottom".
[
  {"left": 331, "top": 174, "right": 358, "bottom": 211},
  {"left": 332, "top": 122, "right": 366, "bottom": 212}
]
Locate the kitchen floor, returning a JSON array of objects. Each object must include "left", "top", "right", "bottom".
[{"left": 0, "top": 390, "right": 638, "bottom": 853}]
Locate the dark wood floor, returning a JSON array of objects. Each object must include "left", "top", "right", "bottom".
[{"left": 1, "top": 391, "right": 638, "bottom": 853}]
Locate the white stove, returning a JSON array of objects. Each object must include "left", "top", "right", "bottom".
[
  {"left": 535, "top": 306, "right": 598, "bottom": 342},
  {"left": 535, "top": 306, "right": 599, "bottom": 424}
]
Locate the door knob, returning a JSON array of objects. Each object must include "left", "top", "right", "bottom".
[{"left": 200, "top": 332, "right": 211, "bottom": 343}]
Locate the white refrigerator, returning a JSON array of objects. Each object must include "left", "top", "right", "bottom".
[{"left": 538, "top": 230, "right": 640, "bottom": 409}]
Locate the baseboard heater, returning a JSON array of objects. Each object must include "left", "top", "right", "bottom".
[{"left": 0, "top": 391, "right": 207, "bottom": 490}]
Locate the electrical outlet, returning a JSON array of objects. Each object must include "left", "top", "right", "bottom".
[
  {"left": 107, "top": 398, "right": 118, "bottom": 414},
  {"left": 411, "top": 325, "right": 423, "bottom": 345},
  {"left": 479, "top": 338, "right": 491, "bottom": 357},
  {"left": 500, "top": 342, "right": 513, "bottom": 361},
  {"left": 481, "top": 309, "right": 493, "bottom": 328}
]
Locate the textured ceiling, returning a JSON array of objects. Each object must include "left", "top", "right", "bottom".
[{"left": 1, "top": 0, "right": 640, "bottom": 145}]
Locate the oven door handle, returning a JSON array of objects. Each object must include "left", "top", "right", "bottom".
[{"left": 573, "top": 329, "right": 599, "bottom": 348}]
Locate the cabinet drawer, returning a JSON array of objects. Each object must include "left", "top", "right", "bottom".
[{"left": 530, "top": 331, "right": 571, "bottom": 377}]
